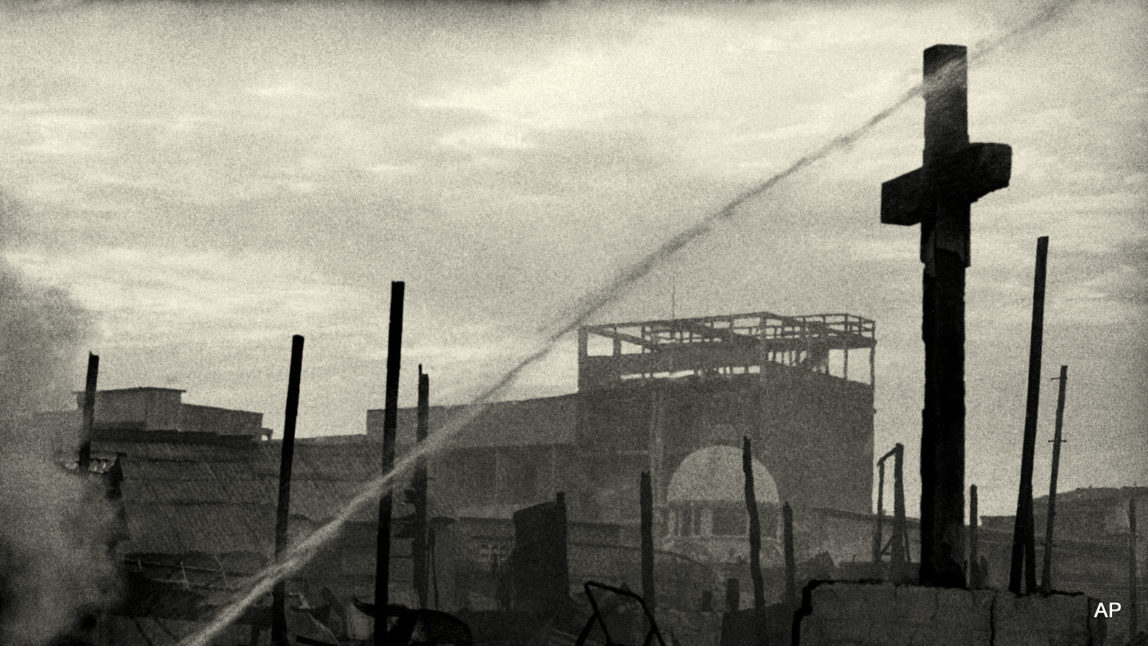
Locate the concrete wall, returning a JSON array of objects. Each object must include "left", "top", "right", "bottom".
[
  {"left": 85, "top": 388, "right": 184, "bottom": 431},
  {"left": 796, "top": 581, "right": 1106, "bottom": 646},
  {"left": 180, "top": 403, "right": 264, "bottom": 437}
]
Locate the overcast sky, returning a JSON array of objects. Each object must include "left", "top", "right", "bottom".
[{"left": 2, "top": 0, "right": 1144, "bottom": 516}]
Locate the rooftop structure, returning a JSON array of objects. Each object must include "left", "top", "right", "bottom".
[
  {"left": 578, "top": 311, "right": 876, "bottom": 390},
  {"left": 44, "top": 387, "right": 272, "bottom": 442}
]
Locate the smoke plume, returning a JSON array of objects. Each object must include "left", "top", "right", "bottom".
[{"left": 0, "top": 193, "right": 115, "bottom": 645}]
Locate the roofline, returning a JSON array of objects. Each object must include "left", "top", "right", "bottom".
[
  {"left": 73, "top": 387, "right": 187, "bottom": 395},
  {"left": 580, "top": 310, "right": 876, "bottom": 331},
  {"left": 367, "top": 390, "right": 581, "bottom": 415}
]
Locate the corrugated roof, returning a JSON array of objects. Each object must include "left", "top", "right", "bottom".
[{"left": 101, "top": 436, "right": 446, "bottom": 558}]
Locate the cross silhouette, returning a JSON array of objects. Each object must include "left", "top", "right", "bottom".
[{"left": 881, "top": 44, "right": 1012, "bottom": 588}]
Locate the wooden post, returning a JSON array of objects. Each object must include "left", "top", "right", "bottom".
[
  {"left": 1130, "top": 498, "right": 1139, "bottom": 639},
  {"left": 873, "top": 459, "right": 886, "bottom": 567},
  {"left": 1010, "top": 236, "right": 1049, "bottom": 595},
  {"left": 969, "top": 485, "right": 979, "bottom": 588},
  {"left": 881, "top": 44, "right": 1012, "bottom": 587},
  {"left": 78, "top": 352, "right": 99, "bottom": 475},
  {"left": 375, "top": 282, "right": 405, "bottom": 646},
  {"left": 873, "top": 444, "right": 908, "bottom": 580},
  {"left": 412, "top": 365, "right": 430, "bottom": 608},
  {"left": 272, "top": 335, "right": 304, "bottom": 646},
  {"left": 742, "top": 436, "right": 767, "bottom": 645},
  {"left": 1041, "top": 365, "right": 1068, "bottom": 593},
  {"left": 640, "top": 471, "right": 656, "bottom": 612},
  {"left": 892, "top": 443, "right": 908, "bottom": 578},
  {"left": 783, "top": 502, "right": 796, "bottom": 608}
]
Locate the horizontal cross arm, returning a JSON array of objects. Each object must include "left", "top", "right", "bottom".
[
  {"left": 881, "top": 168, "right": 927, "bottom": 226},
  {"left": 930, "top": 142, "right": 1012, "bottom": 204},
  {"left": 880, "top": 143, "right": 1013, "bottom": 227}
]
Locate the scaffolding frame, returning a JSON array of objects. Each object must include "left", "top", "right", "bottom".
[{"left": 578, "top": 311, "right": 876, "bottom": 390}]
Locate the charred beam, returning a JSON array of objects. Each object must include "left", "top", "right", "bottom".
[
  {"left": 375, "top": 281, "right": 405, "bottom": 646},
  {"left": 1010, "top": 236, "right": 1049, "bottom": 595},
  {"left": 272, "top": 334, "right": 304, "bottom": 646},
  {"left": 413, "top": 365, "right": 430, "bottom": 608},
  {"left": 78, "top": 352, "right": 99, "bottom": 475},
  {"left": 743, "top": 436, "right": 767, "bottom": 646}
]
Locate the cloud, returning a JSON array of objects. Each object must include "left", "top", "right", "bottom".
[{"left": 0, "top": 0, "right": 1142, "bottom": 516}]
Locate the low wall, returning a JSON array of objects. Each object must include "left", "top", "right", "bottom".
[{"left": 796, "top": 581, "right": 1106, "bottom": 646}]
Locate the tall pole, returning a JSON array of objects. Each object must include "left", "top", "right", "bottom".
[
  {"left": 413, "top": 365, "right": 430, "bottom": 608},
  {"left": 1130, "top": 498, "right": 1139, "bottom": 639},
  {"left": 1010, "top": 236, "right": 1049, "bottom": 595},
  {"left": 1041, "top": 365, "right": 1068, "bottom": 593},
  {"left": 640, "top": 471, "right": 656, "bottom": 612},
  {"left": 783, "top": 502, "right": 796, "bottom": 608},
  {"left": 969, "top": 485, "right": 979, "bottom": 588},
  {"left": 272, "top": 335, "right": 305, "bottom": 646},
  {"left": 78, "top": 352, "right": 99, "bottom": 475},
  {"left": 743, "top": 436, "right": 767, "bottom": 646},
  {"left": 375, "top": 281, "right": 405, "bottom": 646}
]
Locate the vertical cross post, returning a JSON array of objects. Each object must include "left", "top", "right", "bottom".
[{"left": 881, "top": 44, "right": 1011, "bottom": 587}]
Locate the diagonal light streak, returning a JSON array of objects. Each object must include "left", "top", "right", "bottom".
[{"left": 179, "top": 3, "right": 1077, "bottom": 644}]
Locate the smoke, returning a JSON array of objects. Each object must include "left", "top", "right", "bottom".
[
  {"left": 180, "top": 2, "right": 1081, "bottom": 644},
  {"left": 0, "top": 193, "right": 115, "bottom": 645}
]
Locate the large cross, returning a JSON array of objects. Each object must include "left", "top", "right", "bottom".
[{"left": 881, "top": 44, "right": 1011, "bottom": 587}]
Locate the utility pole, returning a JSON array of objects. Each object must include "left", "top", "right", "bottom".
[
  {"left": 1041, "top": 365, "right": 1068, "bottom": 593},
  {"left": 1010, "top": 236, "right": 1049, "bottom": 595}
]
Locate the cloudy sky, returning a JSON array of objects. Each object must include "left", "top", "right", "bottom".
[{"left": 2, "top": 0, "right": 1144, "bottom": 516}]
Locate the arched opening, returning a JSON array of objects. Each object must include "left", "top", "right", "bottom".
[{"left": 665, "top": 445, "right": 779, "bottom": 541}]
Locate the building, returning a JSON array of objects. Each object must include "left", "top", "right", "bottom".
[
  {"left": 979, "top": 486, "right": 1147, "bottom": 641},
  {"left": 35, "top": 387, "right": 272, "bottom": 452},
  {"left": 68, "top": 428, "right": 459, "bottom": 645},
  {"left": 369, "top": 310, "right": 879, "bottom": 603}
]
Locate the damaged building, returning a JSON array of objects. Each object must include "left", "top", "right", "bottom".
[{"left": 370, "top": 310, "right": 881, "bottom": 606}]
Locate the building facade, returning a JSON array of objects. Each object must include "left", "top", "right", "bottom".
[{"left": 369, "top": 310, "right": 878, "bottom": 573}]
